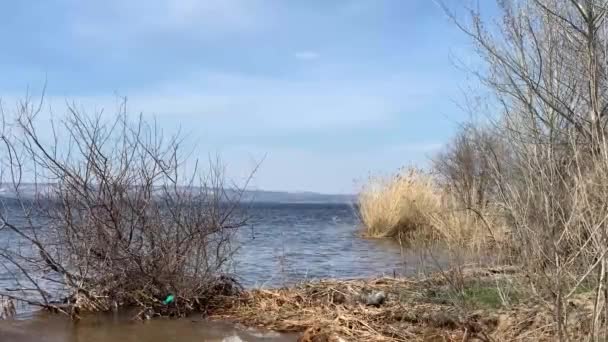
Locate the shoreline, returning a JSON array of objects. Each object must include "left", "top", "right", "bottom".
[
  {"left": 0, "top": 266, "right": 594, "bottom": 341},
  {"left": 210, "top": 266, "right": 592, "bottom": 341}
]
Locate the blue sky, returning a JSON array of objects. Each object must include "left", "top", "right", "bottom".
[{"left": 0, "top": 0, "right": 485, "bottom": 194}]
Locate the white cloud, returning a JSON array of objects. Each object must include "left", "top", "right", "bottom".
[{"left": 294, "top": 51, "right": 320, "bottom": 60}]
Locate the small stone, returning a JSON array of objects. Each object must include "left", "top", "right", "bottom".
[
  {"left": 330, "top": 291, "right": 346, "bottom": 304},
  {"left": 365, "top": 291, "right": 386, "bottom": 306}
]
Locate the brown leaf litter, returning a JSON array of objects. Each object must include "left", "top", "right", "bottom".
[{"left": 211, "top": 268, "right": 599, "bottom": 341}]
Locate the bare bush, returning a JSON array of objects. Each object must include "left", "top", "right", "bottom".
[
  {"left": 0, "top": 97, "right": 251, "bottom": 318},
  {"left": 433, "top": 123, "right": 503, "bottom": 210},
  {"left": 443, "top": 0, "right": 608, "bottom": 339}
]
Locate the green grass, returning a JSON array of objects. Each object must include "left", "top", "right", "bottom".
[
  {"left": 461, "top": 284, "right": 508, "bottom": 309},
  {"left": 425, "top": 280, "right": 522, "bottom": 309}
]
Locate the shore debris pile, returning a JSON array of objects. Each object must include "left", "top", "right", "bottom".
[{"left": 212, "top": 269, "right": 596, "bottom": 341}]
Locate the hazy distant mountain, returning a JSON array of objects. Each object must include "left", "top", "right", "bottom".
[
  {"left": 238, "top": 190, "right": 355, "bottom": 204},
  {"left": 0, "top": 184, "right": 355, "bottom": 204}
]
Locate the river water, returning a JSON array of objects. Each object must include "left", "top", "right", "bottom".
[
  {"left": 0, "top": 202, "right": 445, "bottom": 341},
  {"left": 234, "top": 203, "right": 432, "bottom": 286},
  {"left": 0, "top": 311, "right": 300, "bottom": 341}
]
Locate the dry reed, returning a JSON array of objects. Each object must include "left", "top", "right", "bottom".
[
  {"left": 357, "top": 168, "right": 440, "bottom": 242},
  {"left": 428, "top": 193, "right": 508, "bottom": 253},
  {"left": 357, "top": 168, "right": 506, "bottom": 251}
]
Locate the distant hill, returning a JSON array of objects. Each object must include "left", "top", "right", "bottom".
[
  {"left": 0, "top": 184, "right": 355, "bottom": 204},
  {"left": 238, "top": 190, "right": 355, "bottom": 204}
]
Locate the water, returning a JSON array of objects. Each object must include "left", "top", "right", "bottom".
[
  {"left": 235, "top": 203, "right": 424, "bottom": 287},
  {"left": 0, "top": 311, "right": 299, "bottom": 342},
  {"left": 0, "top": 202, "right": 443, "bottom": 341}
]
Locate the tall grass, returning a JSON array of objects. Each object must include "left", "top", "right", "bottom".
[
  {"left": 428, "top": 193, "right": 508, "bottom": 253},
  {"left": 357, "top": 168, "right": 507, "bottom": 250},
  {"left": 357, "top": 168, "right": 440, "bottom": 241}
]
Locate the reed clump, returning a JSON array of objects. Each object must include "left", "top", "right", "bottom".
[
  {"left": 357, "top": 168, "right": 506, "bottom": 251},
  {"left": 357, "top": 168, "right": 441, "bottom": 243},
  {"left": 427, "top": 193, "right": 509, "bottom": 253}
]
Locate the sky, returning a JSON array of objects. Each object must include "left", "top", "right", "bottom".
[{"left": 0, "top": 0, "right": 488, "bottom": 194}]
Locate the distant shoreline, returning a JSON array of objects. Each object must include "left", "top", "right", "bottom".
[{"left": 0, "top": 184, "right": 355, "bottom": 204}]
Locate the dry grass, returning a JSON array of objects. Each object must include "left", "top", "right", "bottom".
[
  {"left": 357, "top": 168, "right": 507, "bottom": 251},
  {"left": 212, "top": 268, "right": 596, "bottom": 341},
  {"left": 428, "top": 193, "right": 509, "bottom": 253},
  {"left": 214, "top": 277, "right": 477, "bottom": 341},
  {"left": 357, "top": 168, "right": 441, "bottom": 242}
]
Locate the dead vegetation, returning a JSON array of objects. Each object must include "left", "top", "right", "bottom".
[
  {"left": 0, "top": 96, "right": 253, "bottom": 319},
  {"left": 213, "top": 267, "right": 598, "bottom": 341},
  {"left": 214, "top": 275, "right": 484, "bottom": 341},
  {"left": 356, "top": 127, "right": 509, "bottom": 252},
  {"left": 356, "top": 166, "right": 507, "bottom": 254},
  {"left": 353, "top": 0, "right": 608, "bottom": 340},
  {"left": 439, "top": 0, "right": 608, "bottom": 340},
  {"left": 357, "top": 168, "right": 440, "bottom": 243}
]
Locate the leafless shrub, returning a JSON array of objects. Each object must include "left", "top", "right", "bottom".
[
  {"left": 433, "top": 123, "right": 503, "bottom": 210},
  {"left": 0, "top": 96, "right": 253, "bottom": 318},
  {"left": 430, "top": 123, "right": 511, "bottom": 263},
  {"left": 442, "top": 0, "right": 608, "bottom": 340}
]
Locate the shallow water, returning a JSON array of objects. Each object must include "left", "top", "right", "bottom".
[
  {"left": 0, "top": 202, "right": 448, "bottom": 341},
  {"left": 233, "top": 203, "right": 450, "bottom": 287},
  {"left": 0, "top": 311, "right": 299, "bottom": 342}
]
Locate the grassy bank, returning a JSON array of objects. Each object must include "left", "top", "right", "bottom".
[{"left": 212, "top": 266, "right": 593, "bottom": 341}]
